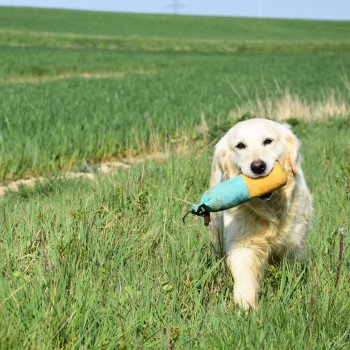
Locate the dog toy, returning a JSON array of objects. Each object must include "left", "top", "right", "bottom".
[{"left": 187, "top": 162, "right": 287, "bottom": 225}]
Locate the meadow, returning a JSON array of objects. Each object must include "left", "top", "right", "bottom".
[{"left": 0, "top": 6, "right": 349, "bottom": 349}]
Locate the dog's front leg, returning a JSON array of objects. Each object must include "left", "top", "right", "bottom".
[{"left": 226, "top": 246, "right": 267, "bottom": 309}]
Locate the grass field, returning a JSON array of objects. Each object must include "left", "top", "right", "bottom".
[
  {"left": 0, "top": 6, "right": 349, "bottom": 349},
  {"left": 0, "top": 7, "right": 349, "bottom": 181}
]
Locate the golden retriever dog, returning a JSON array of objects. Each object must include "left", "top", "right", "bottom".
[{"left": 209, "top": 118, "right": 312, "bottom": 309}]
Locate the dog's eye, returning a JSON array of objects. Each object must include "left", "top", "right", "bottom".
[
  {"left": 263, "top": 138, "right": 273, "bottom": 146},
  {"left": 236, "top": 142, "right": 246, "bottom": 149}
]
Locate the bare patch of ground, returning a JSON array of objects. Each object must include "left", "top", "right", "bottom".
[
  {"left": 1, "top": 69, "right": 158, "bottom": 84},
  {"left": 0, "top": 151, "right": 168, "bottom": 198}
]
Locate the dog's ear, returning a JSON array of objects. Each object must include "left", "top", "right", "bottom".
[
  {"left": 281, "top": 124, "right": 301, "bottom": 176},
  {"left": 210, "top": 143, "right": 238, "bottom": 187}
]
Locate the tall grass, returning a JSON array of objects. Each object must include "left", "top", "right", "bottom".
[
  {"left": 0, "top": 8, "right": 349, "bottom": 348},
  {"left": 0, "top": 54, "right": 349, "bottom": 181},
  {"left": 231, "top": 87, "right": 350, "bottom": 121},
  {"left": 0, "top": 8, "right": 349, "bottom": 181},
  {"left": 0, "top": 119, "right": 349, "bottom": 348}
]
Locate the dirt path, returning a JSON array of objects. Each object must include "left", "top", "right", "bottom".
[
  {"left": 2, "top": 69, "right": 158, "bottom": 84},
  {"left": 0, "top": 152, "right": 168, "bottom": 198}
]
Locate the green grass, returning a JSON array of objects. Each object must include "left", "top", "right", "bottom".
[
  {"left": 0, "top": 6, "right": 349, "bottom": 42},
  {"left": 0, "top": 7, "right": 349, "bottom": 180},
  {"left": 0, "top": 49, "right": 349, "bottom": 180},
  {"left": 0, "top": 6, "right": 350, "bottom": 349},
  {"left": 0, "top": 118, "right": 349, "bottom": 349}
]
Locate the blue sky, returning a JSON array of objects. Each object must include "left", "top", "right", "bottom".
[{"left": 0, "top": 0, "right": 349, "bottom": 20}]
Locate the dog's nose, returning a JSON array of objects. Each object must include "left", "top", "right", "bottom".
[{"left": 250, "top": 160, "right": 266, "bottom": 175}]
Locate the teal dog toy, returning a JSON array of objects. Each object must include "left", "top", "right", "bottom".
[{"left": 185, "top": 162, "right": 287, "bottom": 225}]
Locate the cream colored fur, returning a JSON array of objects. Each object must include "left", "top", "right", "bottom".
[{"left": 209, "top": 118, "right": 312, "bottom": 309}]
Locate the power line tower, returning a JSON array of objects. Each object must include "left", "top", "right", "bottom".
[
  {"left": 167, "top": 0, "right": 187, "bottom": 15},
  {"left": 173, "top": 0, "right": 180, "bottom": 14},
  {"left": 258, "top": 0, "right": 264, "bottom": 18}
]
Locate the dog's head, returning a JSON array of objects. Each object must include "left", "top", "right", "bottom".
[{"left": 211, "top": 118, "right": 300, "bottom": 185}]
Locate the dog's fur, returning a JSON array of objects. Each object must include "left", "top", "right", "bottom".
[{"left": 209, "top": 118, "right": 312, "bottom": 309}]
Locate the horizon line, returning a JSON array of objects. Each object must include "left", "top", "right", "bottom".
[{"left": 1, "top": 5, "right": 349, "bottom": 22}]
